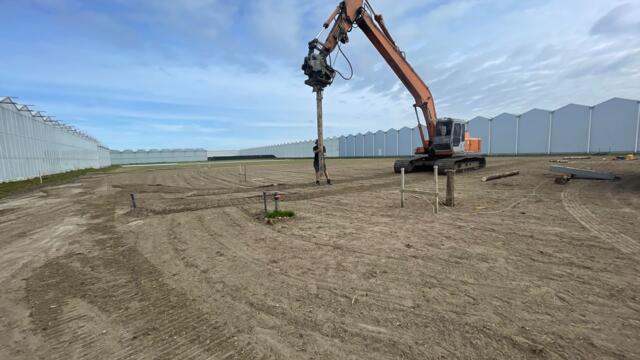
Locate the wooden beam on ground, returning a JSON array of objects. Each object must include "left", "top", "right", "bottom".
[
  {"left": 563, "top": 156, "right": 591, "bottom": 160},
  {"left": 549, "top": 165, "right": 616, "bottom": 180},
  {"left": 481, "top": 170, "right": 520, "bottom": 182}
]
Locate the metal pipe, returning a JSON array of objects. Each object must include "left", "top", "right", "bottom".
[
  {"left": 400, "top": 168, "right": 405, "bottom": 208},
  {"left": 434, "top": 166, "right": 439, "bottom": 214},
  {"left": 315, "top": 27, "right": 327, "bottom": 39},
  {"left": 635, "top": 101, "right": 640, "bottom": 153},
  {"left": 316, "top": 90, "right": 325, "bottom": 172},
  {"left": 587, "top": 106, "right": 593, "bottom": 153},
  {"left": 547, "top": 111, "right": 553, "bottom": 154},
  {"left": 130, "top": 193, "right": 137, "bottom": 209},
  {"left": 263, "top": 192, "right": 268, "bottom": 215}
]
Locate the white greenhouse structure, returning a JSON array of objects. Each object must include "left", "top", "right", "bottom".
[
  {"left": 110, "top": 149, "right": 208, "bottom": 165},
  {"left": 2, "top": 95, "right": 638, "bottom": 183},
  {"left": 0, "top": 97, "right": 111, "bottom": 183},
  {"left": 238, "top": 97, "right": 640, "bottom": 158}
]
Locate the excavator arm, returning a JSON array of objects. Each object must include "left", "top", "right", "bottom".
[{"left": 302, "top": 0, "right": 436, "bottom": 152}]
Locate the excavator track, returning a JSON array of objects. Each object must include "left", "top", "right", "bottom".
[
  {"left": 393, "top": 159, "right": 414, "bottom": 173},
  {"left": 432, "top": 156, "right": 486, "bottom": 174},
  {"left": 394, "top": 155, "right": 486, "bottom": 174}
]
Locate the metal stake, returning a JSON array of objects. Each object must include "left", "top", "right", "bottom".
[
  {"left": 433, "top": 166, "right": 439, "bottom": 214},
  {"left": 316, "top": 89, "right": 325, "bottom": 173},
  {"left": 130, "top": 193, "right": 137, "bottom": 209},
  {"left": 263, "top": 192, "right": 268, "bottom": 215},
  {"left": 400, "top": 168, "right": 405, "bottom": 208}
]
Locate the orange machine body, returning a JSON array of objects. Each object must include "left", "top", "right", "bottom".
[{"left": 464, "top": 132, "right": 482, "bottom": 153}]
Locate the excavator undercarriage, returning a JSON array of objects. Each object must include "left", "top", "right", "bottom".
[{"left": 394, "top": 155, "right": 486, "bottom": 174}]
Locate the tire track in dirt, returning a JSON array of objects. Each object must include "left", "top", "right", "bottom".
[
  {"left": 197, "top": 208, "right": 501, "bottom": 323},
  {"left": 561, "top": 190, "right": 640, "bottom": 254},
  {"left": 182, "top": 210, "right": 472, "bottom": 358},
  {"left": 28, "top": 244, "right": 258, "bottom": 360},
  {"left": 25, "top": 191, "right": 262, "bottom": 360},
  {"left": 607, "top": 175, "right": 640, "bottom": 219},
  {"left": 152, "top": 211, "right": 425, "bottom": 357},
  {"left": 193, "top": 210, "right": 426, "bottom": 313}
]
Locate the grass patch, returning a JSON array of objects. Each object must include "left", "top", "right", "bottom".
[
  {"left": 266, "top": 209, "right": 295, "bottom": 219},
  {"left": 0, "top": 166, "right": 121, "bottom": 199}
]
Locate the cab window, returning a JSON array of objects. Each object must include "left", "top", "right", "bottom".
[{"left": 452, "top": 123, "right": 462, "bottom": 146}]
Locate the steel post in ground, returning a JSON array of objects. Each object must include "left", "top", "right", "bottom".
[
  {"left": 130, "top": 193, "right": 137, "bottom": 209},
  {"left": 434, "top": 166, "right": 439, "bottom": 214},
  {"left": 400, "top": 167, "right": 405, "bottom": 208},
  {"left": 316, "top": 89, "right": 325, "bottom": 173},
  {"left": 274, "top": 192, "right": 280, "bottom": 211},
  {"left": 263, "top": 192, "right": 268, "bottom": 215}
]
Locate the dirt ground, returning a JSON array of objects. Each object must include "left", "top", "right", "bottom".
[{"left": 0, "top": 156, "right": 639, "bottom": 359}]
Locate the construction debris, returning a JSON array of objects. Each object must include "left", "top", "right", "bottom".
[
  {"left": 613, "top": 154, "right": 638, "bottom": 161},
  {"left": 481, "top": 170, "right": 520, "bottom": 182},
  {"left": 554, "top": 175, "right": 571, "bottom": 185},
  {"left": 550, "top": 165, "right": 616, "bottom": 180},
  {"left": 549, "top": 159, "right": 569, "bottom": 163}
]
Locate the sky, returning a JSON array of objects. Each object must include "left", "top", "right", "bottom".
[{"left": 1, "top": 0, "right": 639, "bottom": 150}]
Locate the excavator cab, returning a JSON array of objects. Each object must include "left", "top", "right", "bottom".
[
  {"left": 433, "top": 118, "right": 467, "bottom": 156},
  {"left": 395, "top": 118, "right": 485, "bottom": 173}
]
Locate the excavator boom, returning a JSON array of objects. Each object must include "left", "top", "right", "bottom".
[
  {"left": 303, "top": 1, "right": 486, "bottom": 173},
  {"left": 302, "top": 0, "right": 436, "bottom": 151}
]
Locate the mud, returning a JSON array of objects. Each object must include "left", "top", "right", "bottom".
[{"left": 1, "top": 157, "right": 639, "bottom": 359}]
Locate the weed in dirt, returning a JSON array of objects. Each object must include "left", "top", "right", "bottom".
[{"left": 266, "top": 209, "right": 295, "bottom": 219}]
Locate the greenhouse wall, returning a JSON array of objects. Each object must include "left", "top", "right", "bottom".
[
  {"left": 110, "top": 149, "right": 207, "bottom": 165},
  {"left": 236, "top": 97, "right": 639, "bottom": 158},
  {"left": 0, "top": 97, "right": 111, "bottom": 183}
]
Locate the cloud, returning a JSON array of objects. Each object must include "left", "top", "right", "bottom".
[
  {"left": 590, "top": 3, "right": 640, "bottom": 36},
  {"left": 1, "top": 0, "right": 639, "bottom": 150}
]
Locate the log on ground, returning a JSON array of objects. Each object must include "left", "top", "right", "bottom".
[{"left": 481, "top": 171, "right": 520, "bottom": 182}]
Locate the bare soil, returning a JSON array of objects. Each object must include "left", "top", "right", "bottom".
[{"left": 1, "top": 157, "right": 639, "bottom": 359}]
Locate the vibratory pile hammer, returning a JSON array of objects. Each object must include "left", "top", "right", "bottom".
[{"left": 302, "top": 0, "right": 486, "bottom": 173}]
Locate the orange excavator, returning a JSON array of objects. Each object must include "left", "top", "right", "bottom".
[{"left": 302, "top": 0, "right": 485, "bottom": 173}]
